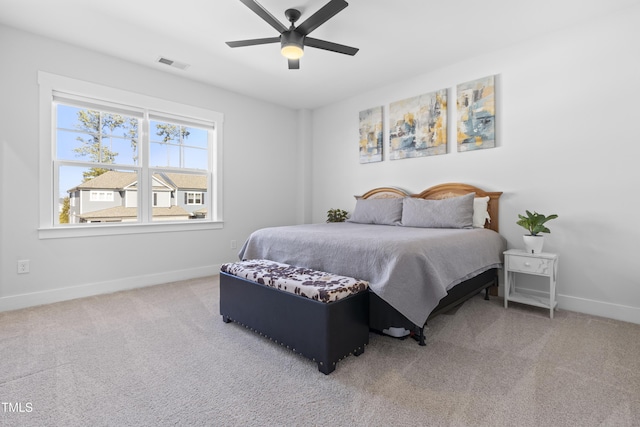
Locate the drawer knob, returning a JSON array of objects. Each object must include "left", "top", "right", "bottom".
[{"left": 524, "top": 262, "right": 531, "bottom": 267}]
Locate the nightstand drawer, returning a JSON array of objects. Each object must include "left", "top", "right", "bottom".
[{"left": 508, "top": 255, "right": 552, "bottom": 275}]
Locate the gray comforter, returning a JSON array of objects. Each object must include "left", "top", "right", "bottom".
[{"left": 238, "top": 222, "right": 506, "bottom": 327}]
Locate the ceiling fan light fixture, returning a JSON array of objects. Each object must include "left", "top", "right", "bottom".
[
  {"left": 281, "top": 44, "right": 304, "bottom": 59},
  {"left": 280, "top": 31, "right": 304, "bottom": 59}
]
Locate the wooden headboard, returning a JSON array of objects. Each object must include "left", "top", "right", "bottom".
[
  {"left": 358, "top": 183, "right": 502, "bottom": 232},
  {"left": 358, "top": 187, "right": 411, "bottom": 199}
]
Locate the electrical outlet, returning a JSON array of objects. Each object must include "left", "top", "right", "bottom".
[
  {"left": 230, "top": 240, "right": 237, "bottom": 250},
  {"left": 17, "top": 260, "right": 30, "bottom": 274}
]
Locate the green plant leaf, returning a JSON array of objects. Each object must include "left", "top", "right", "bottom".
[
  {"left": 516, "top": 210, "right": 558, "bottom": 235},
  {"left": 326, "top": 208, "right": 348, "bottom": 223}
]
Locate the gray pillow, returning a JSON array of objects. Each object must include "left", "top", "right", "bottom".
[
  {"left": 346, "top": 198, "right": 403, "bottom": 225},
  {"left": 401, "top": 192, "right": 475, "bottom": 228}
]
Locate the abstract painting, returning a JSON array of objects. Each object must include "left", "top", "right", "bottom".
[
  {"left": 388, "top": 89, "right": 447, "bottom": 160},
  {"left": 358, "top": 106, "right": 383, "bottom": 163},
  {"left": 457, "top": 75, "right": 496, "bottom": 152}
]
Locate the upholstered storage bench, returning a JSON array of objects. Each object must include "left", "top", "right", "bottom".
[{"left": 219, "top": 260, "right": 369, "bottom": 374}]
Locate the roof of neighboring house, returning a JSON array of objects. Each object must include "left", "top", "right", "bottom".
[
  {"left": 163, "top": 173, "right": 207, "bottom": 190},
  {"left": 68, "top": 171, "right": 207, "bottom": 192},
  {"left": 78, "top": 205, "right": 191, "bottom": 220},
  {"left": 70, "top": 171, "right": 137, "bottom": 191}
]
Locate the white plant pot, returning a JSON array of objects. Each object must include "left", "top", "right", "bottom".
[{"left": 523, "top": 235, "right": 544, "bottom": 254}]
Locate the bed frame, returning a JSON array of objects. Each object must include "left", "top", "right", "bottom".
[{"left": 360, "top": 183, "right": 503, "bottom": 346}]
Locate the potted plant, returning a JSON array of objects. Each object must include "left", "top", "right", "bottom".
[
  {"left": 516, "top": 210, "right": 558, "bottom": 253},
  {"left": 326, "top": 208, "right": 348, "bottom": 223}
]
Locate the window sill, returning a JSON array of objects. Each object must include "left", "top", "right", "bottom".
[{"left": 38, "top": 220, "right": 223, "bottom": 239}]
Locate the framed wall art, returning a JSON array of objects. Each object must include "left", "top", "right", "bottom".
[
  {"left": 358, "top": 106, "right": 383, "bottom": 163},
  {"left": 388, "top": 89, "right": 447, "bottom": 160},
  {"left": 457, "top": 75, "right": 496, "bottom": 152}
]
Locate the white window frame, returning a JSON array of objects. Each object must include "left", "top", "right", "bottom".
[
  {"left": 90, "top": 191, "right": 115, "bottom": 202},
  {"left": 38, "top": 71, "right": 224, "bottom": 239},
  {"left": 185, "top": 192, "right": 204, "bottom": 205}
]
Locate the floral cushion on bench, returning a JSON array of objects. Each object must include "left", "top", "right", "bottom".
[{"left": 221, "top": 259, "right": 369, "bottom": 303}]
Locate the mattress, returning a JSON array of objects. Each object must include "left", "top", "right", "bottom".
[{"left": 238, "top": 222, "right": 506, "bottom": 326}]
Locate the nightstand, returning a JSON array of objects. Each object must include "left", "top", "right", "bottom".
[{"left": 503, "top": 249, "right": 558, "bottom": 318}]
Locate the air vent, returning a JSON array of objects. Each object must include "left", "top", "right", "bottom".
[{"left": 156, "top": 56, "right": 190, "bottom": 71}]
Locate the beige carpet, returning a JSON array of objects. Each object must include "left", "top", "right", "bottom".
[{"left": 1, "top": 275, "right": 639, "bottom": 426}]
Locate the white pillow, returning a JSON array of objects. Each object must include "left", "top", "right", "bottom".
[{"left": 473, "top": 196, "right": 491, "bottom": 228}]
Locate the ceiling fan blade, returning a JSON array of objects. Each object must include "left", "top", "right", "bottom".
[
  {"left": 238, "top": 0, "right": 287, "bottom": 33},
  {"left": 288, "top": 59, "right": 300, "bottom": 70},
  {"left": 296, "top": 0, "right": 348, "bottom": 36},
  {"left": 226, "top": 37, "right": 280, "bottom": 48},
  {"left": 305, "top": 37, "right": 359, "bottom": 56}
]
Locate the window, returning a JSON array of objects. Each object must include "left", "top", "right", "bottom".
[
  {"left": 38, "top": 72, "right": 223, "bottom": 238},
  {"left": 185, "top": 192, "right": 204, "bottom": 205},
  {"left": 90, "top": 191, "right": 114, "bottom": 202}
]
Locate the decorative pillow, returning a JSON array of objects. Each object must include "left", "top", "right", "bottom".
[
  {"left": 473, "top": 196, "right": 491, "bottom": 228},
  {"left": 346, "top": 197, "right": 403, "bottom": 225},
  {"left": 401, "top": 192, "right": 475, "bottom": 229}
]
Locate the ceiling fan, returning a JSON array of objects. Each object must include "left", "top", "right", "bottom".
[{"left": 226, "top": 0, "right": 359, "bottom": 70}]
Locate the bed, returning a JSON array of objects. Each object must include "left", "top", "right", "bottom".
[{"left": 238, "top": 183, "right": 506, "bottom": 345}]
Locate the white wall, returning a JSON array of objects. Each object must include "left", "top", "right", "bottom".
[
  {"left": 310, "top": 5, "right": 640, "bottom": 324},
  {"left": 0, "top": 25, "right": 301, "bottom": 310}
]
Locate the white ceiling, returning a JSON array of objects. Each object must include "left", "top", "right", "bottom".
[{"left": 1, "top": 0, "right": 638, "bottom": 109}]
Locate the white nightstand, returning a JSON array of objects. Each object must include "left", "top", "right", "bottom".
[{"left": 503, "top": 249, "right": 558, "bottom": 318}]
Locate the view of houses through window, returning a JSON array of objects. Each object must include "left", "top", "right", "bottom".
[{"left": 55, "top": 99, "right": 211, "bottom": 225}]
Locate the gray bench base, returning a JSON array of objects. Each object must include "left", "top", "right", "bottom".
[{"left": 220, "top": 271, "right": 369, "bottom": 374}]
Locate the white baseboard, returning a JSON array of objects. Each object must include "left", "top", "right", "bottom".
[
  {"left": 558, "top": 294, "right": 640, "bottom": 325},
  {"left": 0, "top": 264, "right": 222, "bottom": 313},
  {"left": 503, "top": 286, "right": 640, "bottom": 325}
]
